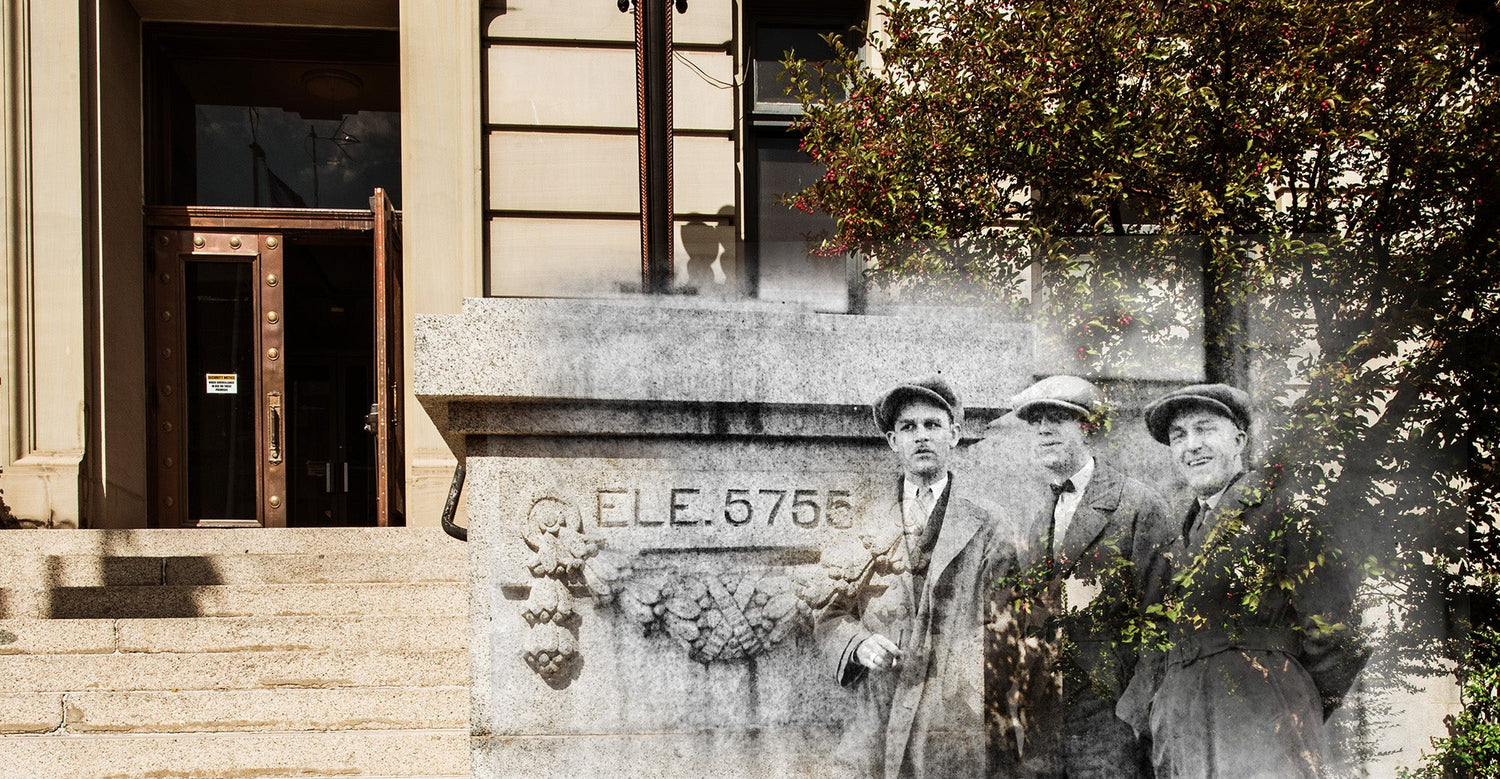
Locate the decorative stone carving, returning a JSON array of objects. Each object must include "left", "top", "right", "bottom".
[
  {"left": 799, "top": 522, "right": 910, "bottom": 616},
  {"left": 616, "top": 571, "right": 806, "bottom": 664},
  {"left": 522, "top": 623, "right": 580, "bottom": 683},
  {"left": 518, "top": 497, "right": 597, "bottom": 684},
  {"left": 515, "top": 508, "right": 931, "bottom": 678},
  {"left": 514, "top": 494, "right": 930, "bottom": 675}
]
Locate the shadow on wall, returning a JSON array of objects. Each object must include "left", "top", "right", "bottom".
[{"left": 679, "top": 206, "right": 736, "bottom": 292}]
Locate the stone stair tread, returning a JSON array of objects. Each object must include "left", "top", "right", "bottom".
[
  {"left": 0, "top": 648, "right": 468, "bottom": 693},
  {"left": 0, "top": 552, "right": 467, "bottom": 587},
  {"left": 0, "top": 619, "right": 116, "bottom": 655},
  {"left": 0, "top": 729, "right": 469, "bottom": 779},
  {"left": 0, "top": 527, "right": 468, "bottom": 559},
  {"left": 0, "top": 615, "right": 467, "bottom": 655},
  {"left": 0, "top": 692, "right": 64, "bottom": 734},
  {"left": 116, "top": 614, "right": 468, "bottom": 653},
  {"left": 61, "top": 686, "right": 467, "bottom": 733},
  {"left": 0, "top": 582, "right": 467, "bottom": 619}
]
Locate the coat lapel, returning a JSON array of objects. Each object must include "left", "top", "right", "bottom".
[
  {"left": 925, "top": 479, "right": 981, "bottom": 602},
  {"left": 1182, "top": 470, "right": 1257, "bottom": 557},
  {"left": 1023, "top": 495, "right": 1053, "bottom": 569},
  {"left": 1057, "top": 461, "right": 1122, "bottom": 566}
]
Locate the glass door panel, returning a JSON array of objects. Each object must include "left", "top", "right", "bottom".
[{"left": 183, "top": 260, "right": 258, "bottom": 521}]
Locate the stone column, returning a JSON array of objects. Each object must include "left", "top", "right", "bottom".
[
  {"left": 0, "top": 0, "right": 88, "bottom": 527},
  {"left": 417, "top": 297, "right": 1031, "bottom": 774},
  {"left": 400, "top": 0, "right": 485, "bottom": 527}
]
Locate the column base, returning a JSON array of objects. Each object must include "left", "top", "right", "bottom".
[{"left": 1, "top": 451, "right": 85, "bottom": 528}]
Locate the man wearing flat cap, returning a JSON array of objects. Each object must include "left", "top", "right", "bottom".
[
  {"left": 812, "top": 374, "right": 1011, "bottom": 778},
  {"left": 1117, "top": 384, "right": 1367, "bottom": 778},
  {"left": 992, "top": 375, "right": 1170, "bottom": 778}
]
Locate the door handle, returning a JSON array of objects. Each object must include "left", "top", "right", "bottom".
[
  {"left": 343, "top": 461, "right": 350, "bottom": 493},
  {"left": 267, "top": 392, "right": 283, "bottom": 464}
]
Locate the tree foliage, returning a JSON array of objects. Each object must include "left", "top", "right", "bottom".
[
  {"left": 788, "top": 0, "right": 1500, "bottom": 768},
  {"left": 1401, "top": 629, "right": 1500, "bottom": 778}
]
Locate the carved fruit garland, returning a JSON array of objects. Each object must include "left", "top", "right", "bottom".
[
  {"left": 516, "top": 499, "right": 911, "bottom": 675},
  {"left": 519, "top": 498, "right": 599, "bottom": 683}
]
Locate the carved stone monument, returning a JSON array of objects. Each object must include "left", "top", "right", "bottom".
[{"left": 415, "top": 298, "right": 1031, "bottom": 775}]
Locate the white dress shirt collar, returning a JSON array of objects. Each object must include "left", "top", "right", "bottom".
[{"left": 904, "top": 473, "right": 949, "bottom": 517}]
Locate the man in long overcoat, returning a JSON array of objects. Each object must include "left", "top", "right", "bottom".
[
  {"left": 1117, "top": 384, "right": 1368, "bottom": 778},
  {"left": 813, "top": 375, "right": 1011, "bottom": 778},
  {"left": 994, "top": 375, "right": 1171, "bottom": 778}
]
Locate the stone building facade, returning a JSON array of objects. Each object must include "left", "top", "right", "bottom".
[
  {"left": 0, "top": 1, "right": 1460, "bottom": 776},
  {"left": 0, "top": 0, "right": 899, "bottom": 531}
]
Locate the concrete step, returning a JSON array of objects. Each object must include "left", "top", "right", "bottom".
[
  {"left": 0, "top": 692, "right": 61, "bottom": 734},
  {"left": 0, "top": 649, "right": 467, "bottom": 693},
  {"left": 0, "top": 581, "right": 467, "bottom": 619},
  {"left": 0, "top": 730, "right": 469, "bottom": 779},
  {"left": 0, "top": 527, "right": 475, "bottom": 779},
  {"left": 0, "top": 527, "right": 468, "bottom": 559},
  {"left": 116, "top": 615, "right": 468, "bottom": 654},
  {"left": 0, "top": 619, "right": 116, "bottom": 655},
  {"left": 0, "top": 552, "right": 467, "bottom": 587},
  {"left": 1, "top": 687, "right": 468, "bottom": 736},
  {"left": 0, "top": 615, "right": 467, "bottom": 655},
  {"left": 61, "top": 687, "right": 467, "bottom": 733}
]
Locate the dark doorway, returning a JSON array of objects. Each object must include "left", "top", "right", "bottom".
[{"left": 284, "top": 238, "right": 377, "bottom": 526}]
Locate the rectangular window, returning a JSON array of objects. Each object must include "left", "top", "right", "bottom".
[{"left": 743, "top": 2, "right": 865, "bottom": 312}]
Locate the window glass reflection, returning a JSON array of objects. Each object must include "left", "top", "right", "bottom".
[{"left": 196, "top": 106, "right": 401, "bottom": 209}]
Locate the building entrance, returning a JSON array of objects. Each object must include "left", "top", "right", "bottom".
[
  {"left": 140, "top": 23, "right": 403, "bottom": 528},
  {"left": 146, "top": 195, "right": 404, "bottom": 528}
]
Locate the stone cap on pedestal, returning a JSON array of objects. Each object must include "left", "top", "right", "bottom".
[{"left": 414, "top": 297, "right": 1032, "bottom": 437}]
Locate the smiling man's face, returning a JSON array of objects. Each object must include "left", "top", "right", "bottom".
[
  {"left": 1168, "top": 407, "right": 1247, "bottom": 497},
  {"left": 886, "top": 398, "right": 959, "bottom": 485},
  {"left": 1026, "top": 407, "right": 1089, "bottom": 481}
]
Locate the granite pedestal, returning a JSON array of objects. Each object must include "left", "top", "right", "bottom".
[{"left": 415, "top": 298, "right": 1032, "bottom": 776}]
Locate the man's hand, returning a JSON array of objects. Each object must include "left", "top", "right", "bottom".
[{"left": 855, "top": 633, "right": 903, "bottom": 671}]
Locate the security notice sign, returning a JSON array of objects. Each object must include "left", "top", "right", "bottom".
[{"left": 205, "top": 374, "right": 238, "bottom": 394}]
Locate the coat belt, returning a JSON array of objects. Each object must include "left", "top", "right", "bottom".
[{"left": 1167, "top": 627, "right": 1299, "bottom": 667}]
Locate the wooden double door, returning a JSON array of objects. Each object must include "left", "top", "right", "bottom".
[{"left": 146, "top": 191, "right": 404, "bottom": 527}]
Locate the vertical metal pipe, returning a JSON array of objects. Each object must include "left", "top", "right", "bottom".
[
  {"left": 634, "top": 3, "right": 649, "bottom": 289},
  {"left": 635, "top": 0, "right": 675, "bottom": 293}
]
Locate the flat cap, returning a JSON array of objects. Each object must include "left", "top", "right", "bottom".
[
  {"left": 1007, "top": 375, "right": 1102, "bottom": 422},
  {"left": 1144, "top": 383, "right": 1252, "bottom": 444},
  {"left": 873, "top": 375, "right": 963, "bottom": 432}
]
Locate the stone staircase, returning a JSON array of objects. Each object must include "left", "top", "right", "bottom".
[{"left": 0, "top": 528, "right": 471, "bottom": 778}]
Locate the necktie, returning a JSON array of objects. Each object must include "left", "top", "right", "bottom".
[
  {"left": 1186, "top": 499, "right": 1212, "bottom": 547},
  {"left": 906, "top": 486, "right": 934, "bottom": 536}
]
